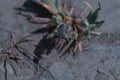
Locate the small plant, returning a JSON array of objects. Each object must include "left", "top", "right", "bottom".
[
  {"left": 0, "top": 34, "right": 35, "bottom": 80},
  {"left": 35, "top": 0, "right": 104, "bottom": 55},
  {"left": 0, "top": 47, "right": 21, "bottom": 80}
]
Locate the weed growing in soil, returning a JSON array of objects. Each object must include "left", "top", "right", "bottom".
[
  {"left": 0, "top": 0, "right": 104, "bottom": 80},
  {"left": 0, "top": 34, "right": 35, "bottom": 80},
  {"left": 33, "top": 0, "right": 104, "bottom": 55}
]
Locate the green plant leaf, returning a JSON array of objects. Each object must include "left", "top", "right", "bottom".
[
  {"left": 87, "top": 1, "right": 101, "bottom": 24},
  {"left": 56, "top": 0, "right": 67, "bottom": 17},
  {"left": 87, "top": 21, "right": 104, "bottom": 32},
  {"left": 82, "top": 19, "right": 90, "bottom": 27},
  {"left": 94, "top": 21, "right": 104, "bottom": 28},
  {"left": 80, "top": 19, "right": 90, "bottom": 28},
  {"left": 84, "top": 30, "right": 90, "bottom": 37},
  {"left": 67, "top": 39, "right": 74, "bottom": 47}
]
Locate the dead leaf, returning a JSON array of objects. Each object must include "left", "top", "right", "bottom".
[
  {"left": 83, "top": 1, "right": 93, "bottom": 13},
  {"left": 78, "top": 41, "right": 82, "bottom": 53}
]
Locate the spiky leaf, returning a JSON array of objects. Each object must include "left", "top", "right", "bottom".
[
  {"left": 94, "top": 21, "right": 104, "bottom": 28},
  {"left": 56, "top": 0, "right": 67, "bottom": 16},
  {"left": 87, "top": 1, "right": 101, "bottom": 24}
]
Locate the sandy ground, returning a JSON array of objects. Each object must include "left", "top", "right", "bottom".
[{"left": 0, "top": 0, "right": 120, "bottom": 80}]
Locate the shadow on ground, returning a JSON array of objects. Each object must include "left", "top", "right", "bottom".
[
  {"left": 15, "top": 0, "right": 52, "bottom": 18},
  {"left": 33, "top": 34, "right": 55, "bottom": 63},
  {"left": 15, "top": 0, "right": 56, "bottom": 63}
]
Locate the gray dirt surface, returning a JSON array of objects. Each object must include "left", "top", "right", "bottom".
[{"left": 0, "top": 0, "right": 120, "bottom": 80}]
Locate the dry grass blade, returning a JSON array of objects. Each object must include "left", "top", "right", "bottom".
[
  {"left": 83, "top": 0, "right": 93, "bottom": 13},
  {"left": 59, "top": 39, "right": 74, "bottom": 57},
  {"left": 7, "top": 57, "right": 17, "bottom": 76},
  {"left": 14, "top": 45, "right": 37, "bottom": 60},
  {"left": 69, "top": 7, "right": 74, "bottom": 16},
  {"left": 15, "top": 35, "right": 33, "bottom": 45},
  {"left": 66, "top": 39, "right": 74, "bottom": 50},
  {"left": 63, "top": 4, "right": 69, "bottom": 15},
  {"left": 56, "top": 0, "right": 67, "bottom": 16},
  {"left": 4, "top": 60, "right": 7, "bottom": 80},
  {"left": 91, "top": 31, "right": 101, "bottom": 35},
  {"left": 13, "top": 35, "right": 36, "bottom": 59},
  {"left": 78, "top": 41, "right": 82, "bottom": 53},
  {"left": 39, "top": 0, "right": 58, "bottom": 14},
  {"left": 97, "top": 69, "right": 117, "bottom": 80},
  {"left": 29, "top": 17, "right": 50, "bottom": 24}
]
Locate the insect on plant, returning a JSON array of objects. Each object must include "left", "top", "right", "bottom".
[{"left": 32, "top": 0, "right": 104, "bottom": 55}]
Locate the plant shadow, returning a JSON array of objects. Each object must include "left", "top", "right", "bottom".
[
  {"left": 15, "top": 0, "right": 52, "bottom": 19},
  {"left": 33, "top": 34, "right": 55, "bottom": 63},
  {"left": 15, "top": 0, "right": 56, "bottom": 63}
]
